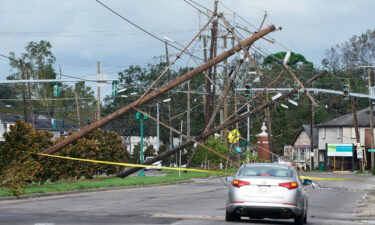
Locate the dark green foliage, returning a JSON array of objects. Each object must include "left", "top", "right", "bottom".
[
  {"left": 0, "top": 121, "right": 53, "bottom": 195},
  {"left": 263, "top": 51, "right": 313, "bottom": 68},
  {"left": 193, "top": 136, "right": 229, "bottom": 169},
  {"left": 102, "top": 63, "right": 205, "bottom": 147}
]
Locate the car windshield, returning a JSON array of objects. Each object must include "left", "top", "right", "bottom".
[{"left": 238, "top": 166, "right": 293, "bottom": 178}]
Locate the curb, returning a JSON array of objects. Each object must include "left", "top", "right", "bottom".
[{"left": 0, "top": 179, "right": 194, "bottom": 201}]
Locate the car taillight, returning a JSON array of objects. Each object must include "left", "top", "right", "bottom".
[
  {"left": 279, "top": 182, "right": 298, "bottom": 190},
  {"left": 232, "top": 179, "right": 250, "bottom": 188}
]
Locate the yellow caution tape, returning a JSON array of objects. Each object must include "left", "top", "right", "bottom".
[
  {"left": 300, "top": 176, "right": 363, "bottom": 181},
  {"left": 35, "top": 153, "right": 363, "bottom": 180},
  {"left": 36, "top": 153, "right": 233, "bottom": 175}
]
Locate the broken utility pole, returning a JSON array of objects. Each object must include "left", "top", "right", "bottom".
[
  {"left": 117, "top": 72, "right": 325, "bottom": 177},
  {"left": 41, "top": 25, "right": 277, "bottom": 155}
]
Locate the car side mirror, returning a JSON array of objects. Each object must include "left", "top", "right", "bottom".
[
  {"left": 302, "top": 179, "right": 313, "bottom": 186},
  {"left": 226, "top": 176, "right": 234, "bottom": 182}
]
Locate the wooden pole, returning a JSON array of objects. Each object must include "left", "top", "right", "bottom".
[
  {"left": 349, "top": 79, "right": 363, "bottom": 171},
  {"left": 42, "top": 25, "right": 276, "bottom": 155},
  {"left": 117, "top": 72, "right": 324, "bottom": 177}
]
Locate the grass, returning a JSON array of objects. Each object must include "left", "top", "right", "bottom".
[{"left": 0, "top": 170, "right": 213, "bottom": 197}]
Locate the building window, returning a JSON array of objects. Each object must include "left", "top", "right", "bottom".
[
  {"left": 336, "top": 127, "right": 341, "bottom": 139},
  {"left": 323, "top": 128, "right": 326, "bottom": 139},
  {"left": 351, "top": 127, "right": 356, "bottom": 139}
]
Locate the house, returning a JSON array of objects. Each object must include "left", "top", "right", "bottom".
[
  {"left": 0, "top": 113, "right": 79, "bottom": 141},
  {"left": 315, "top": 107, "right": 374, "bottom": 170},
  {"left": 284, "top": 125, "right": 318, "bottom": 170}
]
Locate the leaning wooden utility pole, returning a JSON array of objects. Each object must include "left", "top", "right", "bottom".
[
  {"left": 41, "top": 25, "right": 276, "bottom": 155},
  {"left": 117, "top": 72, "right": 324, "bottom": 177}
]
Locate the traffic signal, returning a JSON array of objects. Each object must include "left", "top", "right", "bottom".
[
  {"left": 244, "top": 83, "right": 252, "bottom": 98},
  {"left": 112, "top": 81, "right": 118, "bottom": 96},
  {"left": 343, "top": 84, "right": 349, "bottom": 100},
  {"left": 86, "top": 118, "right": 90, "bottom": 125},
  {"left": 53, "top": 84, "right": 60, "bottom": 97},
  {"left": 292, "top": 93, "right": 299, "bottom": 101},
  {"left": 52, "top": 119, "right": 57, "bottom": 130}
]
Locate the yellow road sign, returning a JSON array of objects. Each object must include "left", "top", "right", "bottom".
[{"left": 228, "top": 129, "right": 241, "bottom": 144}]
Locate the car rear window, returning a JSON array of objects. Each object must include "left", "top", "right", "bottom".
[{"left": 239, "top": 166, "right": 293, "bottom": 178}]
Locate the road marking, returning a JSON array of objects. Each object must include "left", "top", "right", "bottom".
[
  {"left": 362, "top": 220, "right": 375, "bottom": 224},
  {"left": 151, "top": 214, "right": 224, "bottom": 221},
  {"left": 34, "top": 223, "right": 55, "bottom": 225}
]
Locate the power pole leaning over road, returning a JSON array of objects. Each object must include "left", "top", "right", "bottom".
[{"left": 41, "top": 25, "right": 276, "bottom": 156}]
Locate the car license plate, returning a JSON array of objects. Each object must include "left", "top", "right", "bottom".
[{"left": 259, "top": 186, "right": 271, "bottom": 193}]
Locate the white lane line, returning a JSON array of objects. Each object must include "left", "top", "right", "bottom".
[{"left": 151, "top": 214, "right": 224, "bottom": 221}]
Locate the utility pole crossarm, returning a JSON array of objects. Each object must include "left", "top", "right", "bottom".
[{"left": 41, "top": 25, "right": 277, "bottom": 155}]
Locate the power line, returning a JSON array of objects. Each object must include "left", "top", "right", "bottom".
[
  {"left": 0, "top": 52, "right": 94, "bottom": 82},
  {"left": 95, "top": 0, "right": 205, "bottom": 62}
]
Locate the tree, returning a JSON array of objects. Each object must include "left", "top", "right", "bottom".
[
  {"left": 0, "top": 120, "right": 53, "bottom": 195},
  {"left": 8, "top": 41, "right": 57, "bottom": 117},
  {"left": 193, "top": 136, "right": 229, "bottom": 169},
  {"left": 38, "top": 129, "right": 129, "bottom": 182},
  {"left": 322, "top": 29, "right": 375, "bottom": 70},
  {"left": 263, "top": 51, "right": 313, "bottom": 68},
  {"left": 102, "top": 63, "right": 206, "bottom": 148}
]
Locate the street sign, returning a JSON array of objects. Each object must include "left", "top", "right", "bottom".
[
  {"left": 327, "top": 144, "right": 353, "bottom": 157},
  {"left": 357, "top": 147, "right": 364, "bottom": 159},
  {"left": 368, "top": 149, "right": 375, "bottom": 152},
  {"left": 228, "top": 129, "right": 241, "bottom": 144},
  {"left": 234, "top": 147, "right": 243, "bottom": 153}
]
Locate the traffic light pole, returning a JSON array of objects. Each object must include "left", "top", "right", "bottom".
[{"left": 136, "top": 112, "right": 147, "bottom": 176}]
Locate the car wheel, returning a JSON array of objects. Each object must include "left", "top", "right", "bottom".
[
  {"left": 294, "top": 211, "right": 304, "bottom": 225},
  {"left": 225, "top": 210, "right": 236, "bottom": 222}
]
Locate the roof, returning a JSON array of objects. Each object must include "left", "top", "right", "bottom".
[
  {"left": 315, "top": 107, "right": 375, "bottom": 127},
  {"left": 290, "top": 125, "right": 318, "bottom": 148},
  {"left": 0, "top": 114, "right": 78, "bottom": 131},
  {"left": 244, "top": 163, "right": 290, "bottom": 168}
]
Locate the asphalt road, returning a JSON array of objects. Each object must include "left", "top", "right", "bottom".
[{"left": 0, "top": 172, "right": 374, "bottom": 225}]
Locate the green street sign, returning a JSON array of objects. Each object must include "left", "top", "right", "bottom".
[
  {"left": 368, "top": 149, "right": 375, "bottom": 152},
  {"left": 234, "top": 147, "right": 243, "bottom": 153}
]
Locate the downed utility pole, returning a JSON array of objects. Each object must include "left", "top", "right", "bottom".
[
  {"left": 117, "top": 72, "right": 325, "bottom": 177},
  {"left": 41, "top": 25, "right": 276, "bottom": 155}
]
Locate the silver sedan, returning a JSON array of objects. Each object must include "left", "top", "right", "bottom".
[{"left": 226, "top": 163, "right": 312, "bottom": 225}]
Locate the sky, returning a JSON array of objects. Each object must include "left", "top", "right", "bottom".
[{"left": 0, "top": 0, "right": 374, "bottom": 98}]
